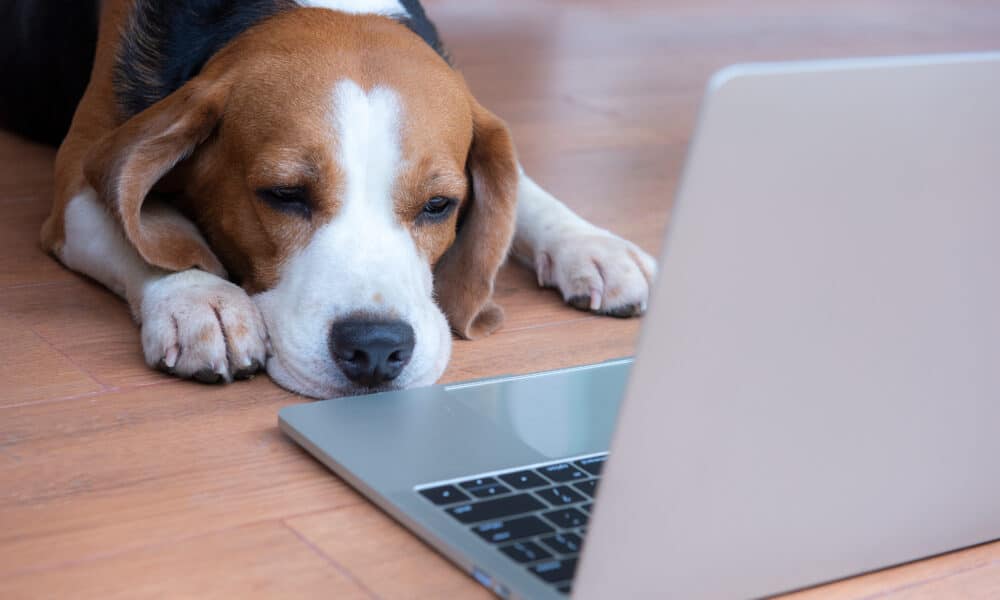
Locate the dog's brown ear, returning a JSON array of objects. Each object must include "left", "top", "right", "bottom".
[
  {"left": 434, "top": 100, "right": 519, "bottom": 340},
  {"left": 83, "top": 77, "right": 230, "bottom": 277}
]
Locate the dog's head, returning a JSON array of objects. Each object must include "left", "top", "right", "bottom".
[{"left": 85, "top": 9, "right": 518, "bottom": 397}]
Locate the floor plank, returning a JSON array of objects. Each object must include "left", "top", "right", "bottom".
[
  {"left": 0, "top": 199, "right": 76, "bottom": 288},
  {"left": 0, "top": 522, "right": 372, "bottom": 599},
  {"left": 442, "top": 313, "right": 640, "bottom": 383},
  {"left": 784, "top": 541, "right": 1000, "bottom": 599},
  {"left": 0, "top": 379, "right": 356, "bottom": 576},
  {"left": 0, "top": 280, "right": 174, "bottom": 389},
  {"left": 887, "top": 561, "right": 1000, "bottom": 599},
  {"left": 287, "top": 504, "right": 491, "bottom": 600},
  {"left": 0, "top": 131, "right": 55, "bottom": 199},
  {"left": 0, "top": 311, "right": 101, "bottom": 407}
]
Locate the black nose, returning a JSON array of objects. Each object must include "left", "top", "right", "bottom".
[{"left": 329, "top": 319, "right": 415, "bottom": 388}]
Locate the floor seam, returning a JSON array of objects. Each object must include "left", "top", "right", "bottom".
[
  {"left": 0, "top": 388, "right": 114, "bottom": 411},
  {"left": 0, "top": 379, "right": 174, "bottom": 410},
  {"left": 0, "top": 503, "right": 364, "bottom": 580},
  {"left": 0, "top": 280, "right": 72, "bottom": 291},
  {"left": 283, "top": 520, "right": 384, "bottom": 600},
  {"left": 492, "top": 315, "right": 597, "bottom": 333},
  {"left": 0, "top": 518, "right": 281, "bottom": 579},
  {"left": 23, "top": 323, "right": 114, "bottom": 389},
  {"left": 858, "top": 558, "right": 1000, "bottom": 599}
]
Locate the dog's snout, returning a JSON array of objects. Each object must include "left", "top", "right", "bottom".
[{"left": 329, "top": 319, "right": 415, "bottom": 388}]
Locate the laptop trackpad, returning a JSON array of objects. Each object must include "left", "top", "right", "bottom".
[{"left": 447, "top": 361, "right": 631, "bottom": 460}]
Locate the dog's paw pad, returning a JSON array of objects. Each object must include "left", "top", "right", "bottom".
[{"left": 140, "top": 270, "right": 268, "bottom": 384}]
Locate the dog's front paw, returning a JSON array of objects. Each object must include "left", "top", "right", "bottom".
[
  {"left": 140, "top": 270, "right": 269, "bottom": 383},
  {"left": 536, "top": 229, "right": 657, "bottom": 318}
]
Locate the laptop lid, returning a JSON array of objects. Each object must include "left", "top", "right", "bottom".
[{"left": 576, "top": 52, "right": 1000, "bottom": 599}]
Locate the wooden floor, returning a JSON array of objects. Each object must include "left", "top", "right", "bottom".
[{"left": 2, "top": 0, "right": 999, "bottom": 597}]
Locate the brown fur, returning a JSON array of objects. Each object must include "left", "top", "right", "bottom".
[
  {"left": 82, "top": 75, "right": 231, "bottom": 276},
  {"left": 433, "top": 100, "right": 519, "bottom": 339},
  {"left": 45, "top": 3, "right": 519, "bottom": 338}
]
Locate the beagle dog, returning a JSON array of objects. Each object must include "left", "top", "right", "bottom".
[{"left": 2, "top": 0, "right": 656, "bottom": 398}]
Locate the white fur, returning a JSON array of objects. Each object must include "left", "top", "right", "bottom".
[
  {"left": 60, "top": 187, "right": 159, "bottom": 306},
  {"left": 296, "top": 0, "right": 406, "bottom": 16},
  {"left": 60, "top": 189, "right": 268, "bottom": 381},
  {"left": 254, "top": 80, "right": 451, "bottom": 398},
  {"left": 512, "top": 171, "right": 658, "bottom": 315}
]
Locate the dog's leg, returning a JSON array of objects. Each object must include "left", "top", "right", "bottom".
[
  {"left": 511, "top": 171, "right": 657, "bottom": 317},
  {"left": 56, "top": 187, "right": 268, "bottom": 382}
]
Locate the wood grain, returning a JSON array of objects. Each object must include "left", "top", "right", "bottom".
[
  {"left": 783, "top": 541, "right": 1000, "bottom": 599},
  {"left": 0, "top": 379, "right": 357, "bottom": 577},
  {"left": 2, "top": 0, "right": 999, "bottom": 597},
  {"left": 0, "top": 311, "right": 102, "bottom": 407},
  {"left": 0, "top": 522, "right": 372, "bottom": 599},
  {"left": 0, "top": 281, "right": 158, "bottom": 389},
  {"left": 287, "top": 504, "right": 493, "bottom": 600}
]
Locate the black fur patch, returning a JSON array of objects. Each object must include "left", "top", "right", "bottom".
[
  {"left": 114, "top": 0, "right": 296, "bottom": 118},
  {"left": 116, "top": 0, "right": 450, "bottom": 120},
  {"left": 0, "top": 0, "right": 101, "bottom": 145},
  {"left": 398, "top": 0, "right": 448, "bottom": 61}
]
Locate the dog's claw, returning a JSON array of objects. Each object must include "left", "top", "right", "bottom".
[
  {"left": 193, "top": 369, "right": 224, "bottom": 384},
  {"left": 605, "top": 302, "right": 644, "bottom": 319},
  {"left": 163, "top": 346, "right": 179, "bottom": 369},
  {"left": 233, "top": 360, "right": 262, "bottom": 381},
  {"left": 567, "top": 295, "right": 592, "bottom": 311}
]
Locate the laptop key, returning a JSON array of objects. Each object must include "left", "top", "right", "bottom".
[
  {"left": 473, "top": 515, "right": 554, "bottom": 544},
  {"left": 419, "top": 484, "right": 470, "bottom": 506},
  {"left": 459, "top": 477, "right": 498, "bottom": 489},
  {"left": 467, "top": 483, "right": 512, "bottom": 498},
  {"left": 535, "top": 485, "right": 586, "bottom": 506},
  {"left": 542, "top": 507, "right": 589, "bottom": 529},
  {"left": 530, "top": 558, "right": 579, "bottom": 584},
  {"left": 572, "top": 479, "right": 598, "bottom": 498},
  {"left": 499, "top": 540, "right": 553, "bottom": 563},
  {"left": 448, "top": 493, "right": 545, "bottom": 524},
  {"left": 498, "top": 469, "right": 549, "bottom": 490},
  {"left": 538, "top": 463, "right": 588, "bottom": 483},
  {"left": 540, "top": 532, "right": 583, "bottom": 556},
  {"left": 575, "top": 455, "right": 607, "bottom": 476}
]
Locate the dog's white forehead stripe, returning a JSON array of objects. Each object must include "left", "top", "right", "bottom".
[
  {"left": 333, "top": 80, "right": 402, "bottom": 221},
  {"left": 297, "top": 0, "right": 406, "bottom": 16}
]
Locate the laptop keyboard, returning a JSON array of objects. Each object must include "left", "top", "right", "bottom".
[{"left": 417, "top": 453, "right": 607, "bottom": 596}]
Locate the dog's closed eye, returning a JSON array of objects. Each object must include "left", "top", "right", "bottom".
[
  {"left": 418, "top": 196, "right": 457, "bottom": 223},
  {"left": 256, "top": 186, "right": 311, "bottom": 218}
]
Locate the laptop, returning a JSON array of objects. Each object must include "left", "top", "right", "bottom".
[{"left": 280, "top": 52, "right": 1000, "bottom": 599}]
